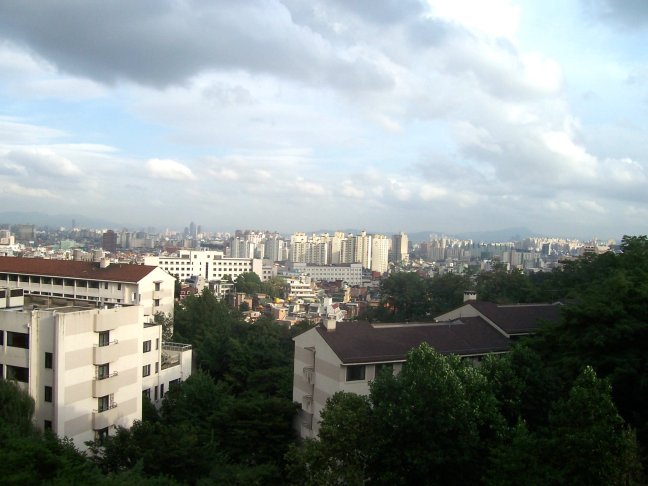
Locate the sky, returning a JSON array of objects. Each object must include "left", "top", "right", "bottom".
[{"left": 0, "top": 0, "right": 647, "bottom": 239}]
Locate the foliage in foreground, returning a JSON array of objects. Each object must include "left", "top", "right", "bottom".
[{"left": 288, "top": 344, "right": 643, "bottom": 486}]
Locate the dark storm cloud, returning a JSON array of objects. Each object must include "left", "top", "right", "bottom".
[{"left": 0, "top": 0, "right": 393, "bottom": 90}]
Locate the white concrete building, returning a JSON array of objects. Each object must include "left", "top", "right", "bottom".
[
  {"left": 370, "top": 235, "right": 390, "bottom": 274},
  {"left": 0, "top": 256, "right": 175, "bottom": 319},
  {"left": 145, "top": 250, "right": 263, "bottom": 283},
  {"left": 354, "top": 231, "right": 372, "bottom": 269},
  {"left": 0, "top": 290, "right": 192, "bottom": 449},
  {"left": 285, "top": 275, "right": 318, "bottom": 302},
  {"left": 291, "top": 262, "right": 363, "bottom": 286}
]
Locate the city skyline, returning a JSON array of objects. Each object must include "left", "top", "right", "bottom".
[{"left": 0, "top": 1, "right": 647, "bottom": 239}]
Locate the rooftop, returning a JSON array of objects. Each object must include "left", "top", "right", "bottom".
[
  {"left": 0, "top": 256, "right": 158, "bottom": 283},
  {"left": 465, "top": 301, "right": 562, "bottom": 335},
  {"left": 317, "top": 318, "right": 510, "bottom": 364}
]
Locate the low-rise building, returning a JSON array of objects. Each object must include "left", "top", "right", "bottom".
[
  {"left": 0, "top": 256, "right": 175, "bottom": 319},
  {"left": 290, "top": 262, "right": 363, "bottom": 286},
  {"left": 292, "top": 299, "right": 561, "bottom": 438},
  {"left": 145, "top": 250, "right": 263, "bottom": 282}
]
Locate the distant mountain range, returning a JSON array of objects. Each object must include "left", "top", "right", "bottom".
[{"left": 0, "top": 211, "right": 123, "bottom": 230}]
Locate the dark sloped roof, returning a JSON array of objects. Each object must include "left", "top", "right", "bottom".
[
  {"left": 0, "top": 256, "right": 157, "bottom": 283},
  {"left": 467, "top": 301, "right": 562, "bottom": 335},
  {"left": 317, "top": 318, "right": 510, "bottom": 364}
]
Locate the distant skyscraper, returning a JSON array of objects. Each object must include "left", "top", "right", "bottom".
[
  {"left": 102, "top": 230, "right": 118, "bottom": 254},
  {"left": 189, "top": 221, "right": 197, "bottom": 239},
  {"left": 390, "top": 232, "right": 409, "bottom": 264}
]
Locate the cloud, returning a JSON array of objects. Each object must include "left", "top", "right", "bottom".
[
  {"left": 582, "top": 0, "right": 648, "bottom": 28},
  {"left": 2, "top": 148, "right": 81, "bottom": 177},
  {"left": 0, "top": 1, "right": 392, "bottom": 91},
  {"left": 0, "top": 180, "right": 60, "bottom": 199},
  {"left": 146, "top": 158, "right": 195, "bottom": 180}
]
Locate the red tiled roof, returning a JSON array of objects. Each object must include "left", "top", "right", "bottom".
[
  {"left": 317, "top": 318, "right": 510, "bottom": 364},
  {"left": 467, "top": 301, "right": 562, "bottom": 335},
  {"left": 0, "top": 256, "right": 157, "bottom": 283}
]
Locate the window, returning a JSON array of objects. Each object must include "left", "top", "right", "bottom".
[
  {"left": 104, "top": 283, "right": 109, "bottom": 289},
  {"left": 154, "top": 386, "right": 158, "bottom": 401},
  {"left": 143, "top": 340, "right": 151, "bottom": 353},
  {"left": 88, "top": 281, "right": 99, "bottom": 289},
  {"left": 169, "top": 378, "right": 180, "bottom": 389},
  {"left": 346, "top": 365, "right": 366, "bottom": 382},
  {"left": 375, "top": 363, "right": 394, "bottom": 377},
  {"left": 7, "top": 331, "right": 29, "bottom": 349},
  {"left": 44, "top": 420, "right": 52, "bottom": 431},
  {"left": 155, "top": 338, "right": 159, "bottom": 350},
  {"left": 155, "top": 362, "right": 159, "bottom": 374},
  {"left": 44, "top": 386, "right": 52, "bottom": 402},
  {"left": 98, "top": 395, "right": 110, "bottom": 412},
  {"left": 142, "top": 364, "right": 151, "bottom": 377},
  {"left": 117, "top": 283, "right": 122, "bottom": 290},
  {"left": 155, "top": 282, "right": 161, "bottom": 291},
  {"left": 160, "top": 383, "right": 165, "bottom": 398},
  {"left": 97, "top": 363, "right": 109, "bottom": 380},
  {"left": 142, "top": 388, "right": 151, "bottom": 399},
  {"left": 0, "top": 330, "right": 3, "bottom": 346},
  {"left": 6, "top": 365, "right": 27, "bottom": 382},
  {"left": 98, "top": 331, "right": 110, "bottom": 347},
  {"left": 154, "top": 299, "right": 160, "bottom": 307},
  {"left": 45, "top": 352, "right": 53, "bottom": 369},
  {"left": 95, "top": 427, "right": 109, "bottom": 445}
]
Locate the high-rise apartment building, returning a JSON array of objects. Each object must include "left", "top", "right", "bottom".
[
  {"left": 390, "top": 233, "right": 409, "bottom": 264},
  {"left": 371, "top": 235, "right": 390, "bottom": 274},
  {"left": 102, "top": 230, "right": 118, "bottom": 254},
  {"left": 354, "top": 231, "right": 372, "bottom": 269}
]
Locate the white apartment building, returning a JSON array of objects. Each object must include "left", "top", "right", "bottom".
[
  {"left": 285, "top": 275, "right": 318, "bottom": 302},
  {"left": 0, "top": 256, "right": 175, "bottom": 319},
  {"left": 354, "top": 231, "right": 372, "bottom": 269},
  {"left": 0, "top": 290, "right": 192, "bottom": 450},
  {"left": 370, "top": 235, "right": 390, "bottom": 274},
  {"left": 145, "top": 250, "right": 263, "bottom": 282},
  {"left": 291, "top": 263, "right": 363, "bottom": 286}
]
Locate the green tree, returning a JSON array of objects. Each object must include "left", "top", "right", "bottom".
[
  {"left": 427, "top": 273, "right": 471, "bottom": 315},
  {"left": 379, "top": 272, "right": 430, "bottom": 320},
  {"left": 476, "top": 264, "right": 535, "bottom": 304},
  {"left": 286, "top": 392, "right": 373, "bottom": 486},
  {"left": 235, "top": 272, "right": 262, "bottom": 294},
  {"left": 369, "top": 344, "right": 505, "bottom": 484}
]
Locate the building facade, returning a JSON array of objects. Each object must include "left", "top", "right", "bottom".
[
  {"left": 293, "top": 300, "right": 561, "bottom": 438},
  {"left": 0, "top": 290, "right": 191, "bottom": 449},
  {"left": 145, "top": 250, "right": 264, "bottom": 282},
  {"left": 0, "top": 256, "right": 175, "bottom": 319}
]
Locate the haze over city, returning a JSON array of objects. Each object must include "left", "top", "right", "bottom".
[{"left": 0, "top": 1, "right": 647, "bottom": 239}]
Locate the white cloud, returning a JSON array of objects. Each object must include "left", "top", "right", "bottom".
[
  {"left": 2, "top": 148, "right": 81, "bottom": 177},
  {"left": 146, "top": 158, "right": 195, "bottom": 181},
  {"left": 0, "top": 181, "right": 60, "bottom": 199}
]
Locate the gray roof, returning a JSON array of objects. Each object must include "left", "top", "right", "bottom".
[{"left": 317, "top": 317, "right": 510, "bottom": 364}]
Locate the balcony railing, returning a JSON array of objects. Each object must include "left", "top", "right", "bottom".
[
  {"left": 92, "top": 372, "right": 119, "bottom": 397},
  {"left": 92, "top": 403, "right": 119, "bottom": 430},
  {"left": 93, "top": 340, "right": 120, "bottom": 364}
]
